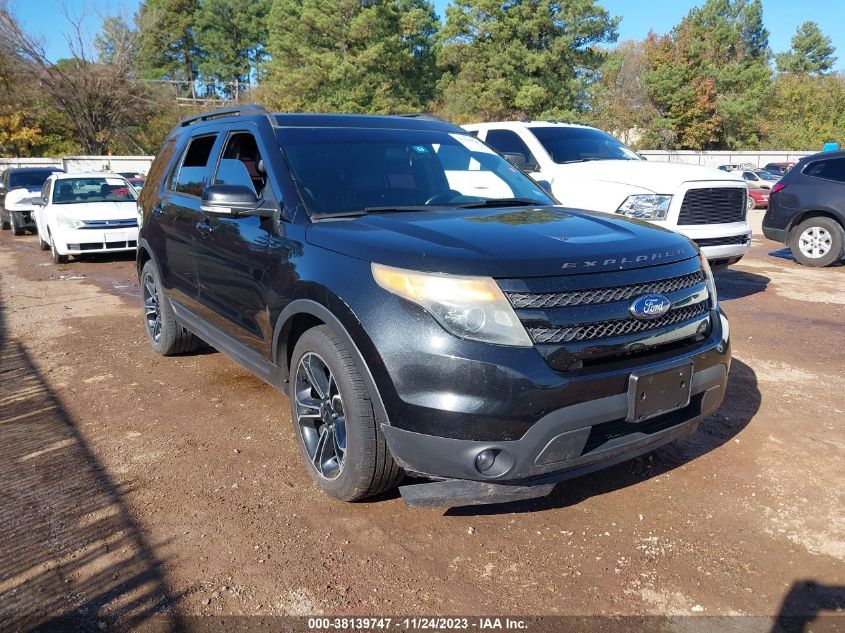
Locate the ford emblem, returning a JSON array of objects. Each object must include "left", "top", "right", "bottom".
[{"left": 629, "top": 294, "right": 672, "bottom": 320}]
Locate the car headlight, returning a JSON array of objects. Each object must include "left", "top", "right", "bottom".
[
  {"left": 616, "top": 194, "right": 672, "bottom": 220},
  {"left": 371, "top": 263, "right": 532, "bottom": 347},
  {"left": 698, "top": 252, "right": 718, "bottom": 308},
  {"left": 56, "top": 214, "right": 84, "bottom": 229}
]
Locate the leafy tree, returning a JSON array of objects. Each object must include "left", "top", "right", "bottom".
[
  {"left": 643, "top": 0, "right": 770, "bottom": 149},
  {"left": 589, "top": 40, "right": 656, "bottom": 147},
  {"left": 137, "top": 0, "right": 201, "bottom": 97},
  {"left": 436, "top": 0, "right": 619, "bottom": 123},
  {"left": 194, "top": 0, "right": 271, "bottom": 99},
  {"left": 95, "top": 16, "right": 137, "bottom": 64},
  {"left": 759, "top": 73, "right": 845, "bottom": 149},
  {"left": 776, "top": 21, "right": 837, "bottom": 75},
  {"left": 262, "top": 0, "right": 439, "bottom": 113}
]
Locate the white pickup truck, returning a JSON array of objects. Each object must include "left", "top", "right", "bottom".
[{"left": 463, "top": 121, "right": 752, "bottom": 267}]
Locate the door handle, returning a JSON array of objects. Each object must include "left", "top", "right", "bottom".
[
  {"left": 195, "top": 220, "right": 213, "bottom": 238},
  {"left": 152, "top": 204, "right": 163, "bottom": 216}
]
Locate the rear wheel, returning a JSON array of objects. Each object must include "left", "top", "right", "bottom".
[
  {"left": 1, "top": 214, "right": 10, "bottom": 230},
  {"left": 289, "top": 325, "right": 403, "bottom": 501},
  {"left": 790, "top": 216, "right": 844, "bottom": 267},
  {"left": 140, "top": 261, "right": 198, "bottom": 355},
  {"left": 10, "top": 213, "right": 24, "bottom": 236}
]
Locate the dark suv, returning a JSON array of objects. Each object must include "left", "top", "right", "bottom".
[
  {"left": 0, "top": 166, "right": 63, "bottom": 234},
  {"left": 763, "top": 150, "right": 845, "bottom": 267},
  {"left": 137, "top": 105, "right": 731, "bottom": 507}
]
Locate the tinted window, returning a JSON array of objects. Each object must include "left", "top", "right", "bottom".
[
  {"left": 52, "top": 177, "right": 138, "bottom": 204},
  {"left": 280, "top": 128, "right": 553, "bottom": 216},
  {"left": 743, "top": 172, "right": 756, "bottom": 180},
  {"left": 531, "top": 126, "right": 641, "bottom": 164},
  {"left": 484, "top": 130, "right": 537, "bottom": 166},
  {"left": 804, "top": 158, "right": 845, "bottom": 183},
  {"left": 9, "top": 170, "right": 59, "bottom": 190},
  {"left": 173, "top": 135, "right": 217, "bottom": 196},
  {"left": 213, "top": 132, "right": 266, "bottom": 196}
]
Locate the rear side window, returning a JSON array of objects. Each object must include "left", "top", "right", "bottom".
[
  {"left": 803, "top": 158, "right": 845, "bottom": 183},
  {"left": 172, "top": 135, "right": 217, "bottom": 196}
]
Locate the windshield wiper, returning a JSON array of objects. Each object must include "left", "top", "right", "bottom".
[
  {"left": 560, "top": 157, "right": 603, "bottom": 164},
  {"left": 310, "top": 205, "right": 440, "bottom": 221},
  {"left": 453, "top": 198, "right": 547, "bottom": 209}
]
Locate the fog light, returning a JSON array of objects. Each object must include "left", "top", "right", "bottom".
[{"left": 475, "top": 449, "right": 496, "bottom": 473}]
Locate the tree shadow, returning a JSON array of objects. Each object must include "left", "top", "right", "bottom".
[
  {"left": 0, "top": 285, "right": 183, "bottom": 631},
  {"left": 771, "top": 581, "right": 845, "bottom": 633},
  {"left": 714, "top": 268, "right": 771, "bottom": 301},
  {"left": 446, "top": 358, "right": 760, "bottom": 516}
]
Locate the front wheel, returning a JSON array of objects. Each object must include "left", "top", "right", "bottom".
[
  {"left": 50, "top": 234, "right": 69, "bottom": 264},
  {"left": 10, "top": 213, "right": 24, "bottom": 236},
  {"left": 289, "top": 325, "right": 403, "bottom": 501},
  {"left": 790, "top": 217, "right": 845, "bottom": 267}
]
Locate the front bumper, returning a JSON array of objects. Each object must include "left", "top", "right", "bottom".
[
  {"left": 53, "top": 226, "right": 139, "bottom": 255},
  {"left": 378, "top": 310, "right": 731, "bottom": 507},
  {"left": 672, "top": 222, "right": 752, "bottom": 262}
]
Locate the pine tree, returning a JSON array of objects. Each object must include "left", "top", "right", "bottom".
[{"left": 776, "top": 21, "right": 837, "bottom": 75}]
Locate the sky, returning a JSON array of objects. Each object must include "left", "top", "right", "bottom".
[{"left": 12, "top": 0, "right": 845, "bottom": 71}]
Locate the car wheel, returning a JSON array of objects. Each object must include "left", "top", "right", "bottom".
[
  {"left": 790, "top": 217, "right": 845, "bottom": 267},
  {"left": 140, "top": 261, "right": 198, "bottom": 355},
  {"left": 10, "top": 213, "right": 24, "bottom": 236},
  {"left": 289, "top": 325, "right": 403, "bottom": 501},
  {"left": 38, "top": 232, "right": 50, "bottom": 251},
  {"left": 1, "top": 213, "right": 10, "bottom": 230},
  {"left": 50, "top": 233, "right": 69, "bottom": 264},
  {"left": 746, "top": 195, "right": 754, "bottom": 211}
]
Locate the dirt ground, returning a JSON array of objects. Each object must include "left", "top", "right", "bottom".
[{"left": 0, "top": 210, "right": 843, "bottom": 631}]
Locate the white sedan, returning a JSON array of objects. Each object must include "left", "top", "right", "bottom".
[{"left": 34, "top": 173, "right": 139, "bottom": 264}]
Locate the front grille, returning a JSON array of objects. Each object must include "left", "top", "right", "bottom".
[
  {"left": 678, "top": 188, "right": 746, "bottom": 225},
  {"left": 507, "top": 271, "right": 704, "bottom": 309},
  {"left": 81, "top": 219, "right": 138, "bottom": 229},
  {"left": 694, "top": 234, "right": 750, "bottom": 248},
  {"left": 528, "top": 301, "right": 709, "bottom": 344}
]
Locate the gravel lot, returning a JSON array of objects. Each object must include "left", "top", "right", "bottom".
[{"left": 0, "top": 210, "right": 843, "bottom": 630}]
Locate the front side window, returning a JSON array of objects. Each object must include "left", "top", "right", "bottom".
[
  {"left": 279, "top": 128, "right": 553, "bottom": 217},
  {"left": 484, "top": 130, "right": 538, "bottom": 168},
  {"left": 803, "top": 158, "right": 845, "bottom": 183},
  {"left": 52, "top": 177, "right": 138, "bottom": 204},
  {"left": 530, "top": 126, "right": 641, "bottom": 164},
  {"left": 213, "top": 132, "right": 267, "bottom": 197},
  {"left": 173, "top": 135, "right": 217, "bottom": 196}
]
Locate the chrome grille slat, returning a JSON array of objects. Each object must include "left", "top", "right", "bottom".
[
  {"left": 678, "top": 188, "right": 746, "bottom": 225},
  {"left": 507, "top": 271, "right": 704, "bottom": 309},
  {"left": 528, "top": 301, "right": 709, "bottom": 344}
]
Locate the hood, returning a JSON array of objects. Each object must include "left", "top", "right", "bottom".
[
  {"left": 306, "top": 206, "right": 697, "bottom": 278},
  {"left": 53, "top": 201, "right": 137, "bottom": 221},
  {"left": 5, "top": 187, "right": 42, "bottom": 207},
  {"left": 549, "top": 160, "right": 745, "bottom": 193}
]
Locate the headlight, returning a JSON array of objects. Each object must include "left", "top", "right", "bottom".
[
  {"left": 56, "top": 214, "right": 84, "bottom": 229},
  {"left": 371, "top": 263, "right": 532, "bottom": 347},
  {"left": 698, "top": 252, "right": 718, "bottom": 308},
  {"left": 616, "top": 194, "right": 672, "bottom": 220}
]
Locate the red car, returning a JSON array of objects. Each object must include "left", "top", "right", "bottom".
[{"left": 748, "top": 187, "right": 769, "bottom": 208}]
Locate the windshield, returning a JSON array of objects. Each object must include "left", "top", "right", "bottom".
[
  {"left": 52, "top": 177, "right": 138, "bottom": 205},
  {"left": 530, "top": 127, "right": 641, "bottom": 164},
  {"left": 9, "top": 170, "right": 58, "bottom": 190},
  {"left": 758, "top": 171, "right": 779, "bottom": 180},
  {"left": 278, "top": 128, "right": 554, "bottom": 217}
]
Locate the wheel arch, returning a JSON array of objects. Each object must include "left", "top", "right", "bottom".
[
  {"left": 273, "top": 299, "right": 392, "bottom": 428},
  {"left": 787, "top": 209, "right": 845, "bottom": 239}
]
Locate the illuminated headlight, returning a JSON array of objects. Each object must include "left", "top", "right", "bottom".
[
  {"left": 371, "top": 263, "right": 532, "bottom": 347},
  {"left": 698, "top": 252, "right": 718, "bottom": 308},
  {"left": 56, "top": 214, "right": 84, "bottom": 229},
  {"left": 616, "top": 194, "right": 672, "bottom": 220}
]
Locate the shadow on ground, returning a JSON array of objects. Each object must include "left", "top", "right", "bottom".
[
  {"left": 446, "top": 358, "right": 760, "bottom": 517},
  {"left": 0, "top": 284, "right": 181, "bottom": 631},
  {"left": 715, "top": 268, "right": 771, "bottom": 301}
]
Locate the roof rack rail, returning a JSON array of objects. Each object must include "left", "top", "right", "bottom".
[
  {"left": 179, "top": 104, "right": 272, "bottom": 127},
  {"left": 393, "top": 112, "right": 446, "bottom": 122}
]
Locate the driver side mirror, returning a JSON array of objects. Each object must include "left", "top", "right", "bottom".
[
  {"left": 201, "top": 184, "right": 275, "bottom": 218},
  {"left": 502, "top": 152, "right": 540, "bottom": 172}
]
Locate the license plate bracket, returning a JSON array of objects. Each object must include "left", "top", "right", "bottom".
[{"left": 626, "top": 362, "right": 693, "bottom": 423}]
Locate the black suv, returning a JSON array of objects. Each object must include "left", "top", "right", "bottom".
[
  {"left": 763, "top": 150, "right": 845, "bottom": 267},
  {"left": 0, "top": 166, "right": 63, "bottom": 234},
  {"left": 137, "top": 105, "right": 730, "bottom": 507}
]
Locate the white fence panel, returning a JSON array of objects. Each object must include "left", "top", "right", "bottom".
[
  {"left": 639, "top": 150, "right": 816, "bottom": 169},
  {"left": 61, "top": 156, "right": 155, "bottom": 175},
  {"left": 0, "top": 157, "right": 63, "bottom": 169}
]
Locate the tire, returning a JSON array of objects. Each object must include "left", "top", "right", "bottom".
[
  {"left": 10, "top": 213, "right": 24, "bottom": 236},
  {"left": 38, "top": 233, "right": 50, "bottom": 250},
  {"left": 1, "top": 213, "right": 9, "bottom": 230},
  {"left": 50, "top": 233, "right": 69, "bottom": 264},
  {"left": 289, "top": 325, "right": 403, "bottom": 501},
  {"left": 140, "top": 261, "right": 198, "bottom": 356},
  {"left": 789, "top": 216, "right": 845, "bottom": 267}
]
